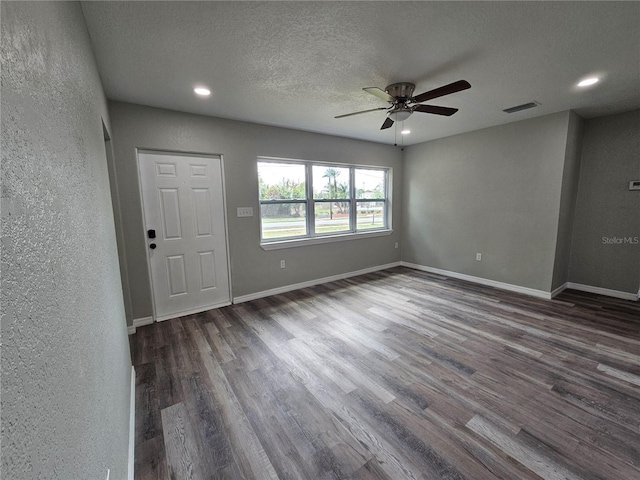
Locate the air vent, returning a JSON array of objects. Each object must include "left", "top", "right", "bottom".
[{"left": 503, "top": 101, "right": 539, "bottom": 114}]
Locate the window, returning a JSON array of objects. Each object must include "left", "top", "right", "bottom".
[
  {"left": 258, "top": 162, "right": 307, "bottom": 240},
  {"left": 258, "top": 158, "right": 390, "bottom": 243},
  {"left": 312, "top": 165, "right": 351, "bottom": 235}
]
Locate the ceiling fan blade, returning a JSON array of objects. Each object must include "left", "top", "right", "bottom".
[
  {"left": 413, "top": 80, "right": 471, "bottom": 103},
  {"left": 334, "top": 107, "right": 388, "bottom": 119},
  {"left": 380, "top": 117, "right": 394, "bottom": 130},
  {"left": 414, "top": 105, "right": 459, "bottom": 116},
  {"left": 363, "top": 87, "right": 394, "bottom": 102}
]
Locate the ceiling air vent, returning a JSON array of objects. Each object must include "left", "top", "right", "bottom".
[{"left": 503, "top": 101, "right": 539, "bottom": 114}]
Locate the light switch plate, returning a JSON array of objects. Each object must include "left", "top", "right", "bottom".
[
  {"left": 629, "top": 180, "right": 640, "bottom": 191},
  {"left": 237, "top": 207, "right": 254, "bottom": 217}
]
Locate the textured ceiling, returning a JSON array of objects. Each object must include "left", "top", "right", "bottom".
[{"left": 81, "top": 1, "right": 640, "bottom": 145}]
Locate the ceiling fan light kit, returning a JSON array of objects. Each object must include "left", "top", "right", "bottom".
[
  {"left": 336, "top": 79, "right": 471, "bottom": 131},
  {"left": 388, "top": 109, "right": 412, "bottom": 122}
]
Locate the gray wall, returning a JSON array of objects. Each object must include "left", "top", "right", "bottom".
[
  {"left": 1, "top": 2, "right": 132, "bottom": 479},
  {"left": 108, "top": 101, "right": 402, "bottom": 323},
  {"left": 402, "top": 111, "right": 572, "bottom": 293},
  {"left": 551, "top": 111, "right": 585, "bottom": 290},
  {"left": 569, "top": 109, "right": 640, "bottom": 294},
  {"left": 104, "top": 131, "right": 135, "bottom": 323}
]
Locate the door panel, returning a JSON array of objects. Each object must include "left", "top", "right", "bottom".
[
  {"left": 192, "top": 188, "right": 212, "bottom": 237},
  {"left": 159, "top": 188, "right": 182, "bottom": 239},
  {"left": 156, "top": 162, "right": 177, "bottom": 176},
  {"left": 190, "top": 164, "right": 208, "bottom": 177},
  {"left": 198, "top": 251, "right": 217, "bottom": 290},
  {"left": 167, "top": 255, "right": 187, "bottom": 296},
  {"left": 139, "top": 151, "right": 230, "bottom": 321}
]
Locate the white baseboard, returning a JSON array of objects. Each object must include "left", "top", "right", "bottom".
[
  {"left": 128, "top": 366, "right": 135, "bottom": 480},
  {"left": 233, "top": 262, "right": 402, "bottom": 304},
  {"left": 550, "top": 283, "right": 568, "bottom": 298},
  {"left": 400, "top": 261, "right": 552, "bottom": 299},
  {"left": 565, "top": 282, "right": 638, "bottom": 301},
  {"left": 128, "top": 316, "right": 153, "bottom": 335},
  {"left": 133, "top": 316, "right": 154, "bottom": 328}
]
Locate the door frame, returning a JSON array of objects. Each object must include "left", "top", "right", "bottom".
[{"left": 136, "top": 148, "right": 233, "bottom": 322}]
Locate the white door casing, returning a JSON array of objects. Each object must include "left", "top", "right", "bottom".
[{"left": 138, "top": 151, "right": 230, "bottom": 321}]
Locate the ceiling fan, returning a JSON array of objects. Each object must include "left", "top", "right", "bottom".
[{"left": 335, "top": 80, "right": 471, "bottom": 130}]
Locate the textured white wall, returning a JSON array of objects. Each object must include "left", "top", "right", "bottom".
[{"left": 1, "top": 2, "right": 132, "bottom": 478}]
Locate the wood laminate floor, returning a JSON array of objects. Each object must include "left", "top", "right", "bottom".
[{"left": 130, "top": 267, "right": 640, "bottom": 480}]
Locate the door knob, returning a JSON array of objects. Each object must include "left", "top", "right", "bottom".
[{"left": 149, "top": 243, "right": 157, "bottom": 250}]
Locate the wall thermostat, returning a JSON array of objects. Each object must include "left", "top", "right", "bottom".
[{"left": 629, "top": 180, "right": 640, "bottom": 191}]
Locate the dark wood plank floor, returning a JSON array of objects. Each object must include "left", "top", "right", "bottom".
[{"left": 130, "top": 267, "right": 640, "bottom": 480}]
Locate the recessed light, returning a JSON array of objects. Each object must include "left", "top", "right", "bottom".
[
  {"left": 577, "top": 77, "right": 599, "bottom": 87},
  {"left": 401, "top": 129, "right": 411, "bottom": 135},
  {"left": 194, "top": 87, "right": 211, "bottom": 96}
]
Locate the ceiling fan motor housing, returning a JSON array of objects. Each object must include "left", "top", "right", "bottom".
[
  {"left": 386, "top": 83, "right": 416, "bottom": 122},
  {"left": 385, "top": 82, "right": 416, "bottom": 101}
]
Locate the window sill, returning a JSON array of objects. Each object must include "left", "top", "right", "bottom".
[{"left": 260, "top": 229, "right": 393, "bottom": 251}]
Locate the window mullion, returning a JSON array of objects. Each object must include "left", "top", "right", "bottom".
[
  {"left": 260, "top": 199, "right": 305, "bottom": 204},
  {"left": 384, "top": 169, "right": 388, "bottom": 229},
  {"left": 349, "top": 167, "right": 356, "bottom": 232},
  {"left": 307, "top": 163, "right": 315, "bottom": 236}
]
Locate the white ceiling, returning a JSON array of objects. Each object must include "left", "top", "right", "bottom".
[{"left": 81, "top": 1, "right": 640, "bottom": 146}]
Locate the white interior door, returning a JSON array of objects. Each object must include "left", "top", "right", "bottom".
[{"left": 138, "top": 151, "right": 230, "bottom": 321}]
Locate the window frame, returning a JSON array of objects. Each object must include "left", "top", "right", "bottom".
[{"left": 258, "top": 157, "right": 391, "bottom": 247}]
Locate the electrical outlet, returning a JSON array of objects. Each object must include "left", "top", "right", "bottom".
[
  {"left": 237, "top": 207, "right": 254, "bottom": 217},
  {"left": 394, "top": 242, "right": 399, "bottom": 249},
  {"left": 280, "top": 260, "right": 285, "bottom": 269},
  {"left": 476, "top": 253, "right": 482, "bottom": 261}
]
